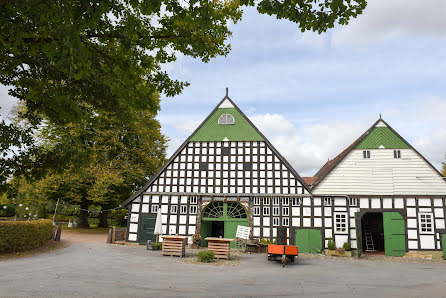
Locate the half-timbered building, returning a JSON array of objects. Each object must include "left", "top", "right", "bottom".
[
  {"left": 122, "top": 92, "right": 312, "bottom": 246},
  {"left": 309, "top": 118, "right": 446, "bottom": 256}
]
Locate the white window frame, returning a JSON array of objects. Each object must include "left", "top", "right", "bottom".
[
  {"left": 190, "top": 196, "right": 198, "bottom": 204},
  {"left": 272, "top": 197, "right": 280, "bottom": 205},
  {"left": 253, "top": 197, "right": 260, "bottom": 205},
  {"left": 263, "top": 206, "right": 270, "bottom": 216},
  {"left": 180, "top": 205, "right": 187, "bottom": 214},
  {"left": 218, "top": 114, "right": 235, "bottom": 125},
  {"left": 292, "top": 197, "right": 302, "bottom": 206},
  {"left": 170, "top": 205, "right": 178, "bottom": 214},
  {"left": 273, "top": 207, "right": 280, "bottom": 216},
  {"left": 418, "top": 212, "right": 434, "bottom": 234},
  {"left": 151, "top": 204, "right": 159, "bottom": 214},
  {"left": 334, "top": 212, "right": 348, "bottom": 234},
  {"left": 189, "top": 205, "right": 197, "bottom": 214},
  {"left": 273, "top": 217, "right": 280, "bottom": 226},
  {"left": 282, "top": 197, "right": 289, "bottom": 206},
  {"left": 349, "top": 197, "right": 358, "bottom": 206},
  {"left": 282, "top": 207, "right": 289, "bottom": 216},
  {"left": 253, "top": 206, "right": 261, "bottom": 216},
  {"left": 282, "top": 217, "right": 289, "bottom": 226},
  {"left": 394, "top": 150, "right": 401, "bottom": 159},
  {"left": 263, "top": 197, "right": 270, "bottom": 205},
  {"left": 363, "top": 150, "right": 371, "bottom": 159},
  {"left": 323, "top": 197, "right": 332, "bottom": 206}
]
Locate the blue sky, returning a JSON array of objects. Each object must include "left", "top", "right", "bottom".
[{"left": 1, "top": 0, "right": 445, "bottom": 176}]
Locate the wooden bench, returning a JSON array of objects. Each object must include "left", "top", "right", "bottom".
[
  {"left": 161, "top": 235, "right": 188, "bottom": 257},
  {"left": 205, "top": 237, "right": 233, "bottom": 260}
]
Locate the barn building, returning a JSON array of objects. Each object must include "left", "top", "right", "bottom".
[
  {"left": 123, "top": 93, "right": 446, "bottom": 256},
  {"left": 122, "top": 92, "right": 312, "bottom": 246},
  {"left": 308, "top": 118, "right": 446, "bottom": 255}
]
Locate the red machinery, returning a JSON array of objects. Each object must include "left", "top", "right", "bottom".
[{"left": 267, "top": 244, "right": 298, "bottom": 267}]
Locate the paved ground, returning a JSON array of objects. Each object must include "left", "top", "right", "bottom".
[{"left": 1, "top": 243, "right": 446, "bottom": 297}]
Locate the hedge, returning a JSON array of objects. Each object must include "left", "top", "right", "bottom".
[{"left": 0, "top": 219, "right": 53, "bottom": 253}]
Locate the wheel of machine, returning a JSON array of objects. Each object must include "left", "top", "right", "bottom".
[{"left": 235, "top": 239, "right": 247, "bottom": 251}]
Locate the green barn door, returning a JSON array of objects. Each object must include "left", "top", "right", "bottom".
[
  {"left": 295, "top": 229, "right": 322, "bottom": 253},
  {"left": 383, "top": 212, "right": 406, "bottom": 256},
  {"left": 201, "top": 202, "right": 249, "bottom": 248},
  {"left": 442, "top": 234, "right": 446, "bottom": 260},
  {"left": 139, "top": 215, "right": 156, "bottom": 245},
  {"left": 355, "top": 213, "right": 362, "bottom": 259}
]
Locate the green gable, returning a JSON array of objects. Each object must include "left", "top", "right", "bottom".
[
  {"left": 355, "top": 127, "right": 409, "bottom": 149},
  {"left": 190, "top": 107, "right": 264, "bottom": 141}
]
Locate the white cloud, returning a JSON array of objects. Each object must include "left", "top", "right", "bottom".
[{"left": 332, "top": 0, "right": 446, "bottom": 47}]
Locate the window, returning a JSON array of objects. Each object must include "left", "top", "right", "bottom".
[
  {"left": 190, "top": 196, "right": 198, "bottom": 204},
  {"left": 335, "top": 213, "right": 347, "bottom": 233},
  {"left": 282, "top": 207, "right": 289, "bottom": 216},
  {"left": 263, "top": 206, "right": 270, "bottom": 216},
  {"left": 253, "top": 206, "right": 260, "bottom": 216},
  {"left": 222, "top": 147, "right": 230, "bottom": 155},
  {"left": 272, "top": 197, "right": 280, "bottom": 205},
  {"left": 253, "top": 197, "right": 260, "bottom": 205},
  {"left": 170, "top": 205, "right": 178, "bottom": 214},
  {"left": 349, "top": 198, "right": 358, "bottom": 206},
  {"left": 363, "top": 150, "right": 371, "bottom": 159},
  {"left": 323, "top": 197, "right": 332, "bottom": 206},
  {"left": 218, "top": 114, "right": 235, "bottom": 125},
  {"left": 419, "top": 213, "right": 434, "bottom": 234},
  {"left": 151, "top": 205, "right": 159, "bottom": 213},
  {"left": 282, "top": 197, "right": 289, "bottom": 206},
  {"left": 243, "top": 162, "right": 253, "bottom": 171},
  {"left": 180, "top": 205, "right": 187, "bottom": 214},
  {"left": 263, "top": 197, "right": 270, "bottom": 205},
  {"left": 273, "top": 207, "right": 280, "bottom": 216},
  {"left": 189, "top": 205, "right": 197, "bottom": 214},
  {"left": 199, "top": 162, "right": 208, "bottom": 171},
  {"left": 282, "top": 217, "right": 289, "bottom": 226},
  {"left": 292, "top": 197, "right": 302, "bottom": 206},
  {"left": 394, "top": 150, "right": 401, "bottom": 159},
  {"left": 273, "top": 217, "right": 280, "bottom": 226}
]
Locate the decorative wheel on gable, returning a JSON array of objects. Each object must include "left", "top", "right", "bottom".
[{"left": 235, "top": 238, "right": 247, "bottom": 251}]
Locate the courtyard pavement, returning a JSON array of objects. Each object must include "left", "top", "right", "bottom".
[{"left": 0, "top": 242, "right": 445, "bottom": 297}]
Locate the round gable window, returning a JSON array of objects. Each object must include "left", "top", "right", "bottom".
[{"left": 218, "top": 114, "right": 235, "bottom": 125}]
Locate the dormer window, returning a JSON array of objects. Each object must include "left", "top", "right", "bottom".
[{"left": 218, "top": 114, "right": 235, "bottom": 125}]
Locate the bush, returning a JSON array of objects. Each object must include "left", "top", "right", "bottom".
[
  {"left": 327, "top": 238, "right": 336, "bottom": 250},
  {"left": 198, "top": 250, "right": 215, "bottom": 262},
  {"left": 0, "top": 219, "right": 53, "bottom": 253},
  {"left": 152, "top": 242, "right": 162, "bottom": 250},
  {"left": 342, "top": 242, "right": 351, "bottom": 251}
]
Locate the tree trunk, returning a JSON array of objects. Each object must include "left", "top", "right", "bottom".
[
  {"left": 98, "top": 210, "right": 109, "bottom": 228},
  {"left": 78, "top": 201, "right": 90, "bottom": 228}
]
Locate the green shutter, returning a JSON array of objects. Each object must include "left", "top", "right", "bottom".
[{"left": 383, "top": 212, "right": 406, "bottom": 256}]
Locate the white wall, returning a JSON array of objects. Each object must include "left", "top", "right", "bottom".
[{"left": 313, "top": 149, "right": 446, "bottom": 195}]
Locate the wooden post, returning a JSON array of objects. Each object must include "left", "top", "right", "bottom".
[{"left": 107, "top": 228, "right": 113, "bottom": 244}]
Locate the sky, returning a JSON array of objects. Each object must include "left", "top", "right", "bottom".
[{"left": 1, "top": 0, "right": 446, "bottom": 177}]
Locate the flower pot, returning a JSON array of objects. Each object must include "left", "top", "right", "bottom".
[{"left": 192, "top": 242, "right": 200, "bottom": 249}]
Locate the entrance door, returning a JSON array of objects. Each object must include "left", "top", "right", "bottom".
[
  {"left": 295, "top": 229, "right": 322, "bottom": 253},
  {"left": 139, "top": 215, "right": 156, "bottom": 245},
  {"left": 355, "top": 212, "right": 362, "bottom": 259},
  {"left": 200, "top": 201, "right": 249, "bottom": 248},
  {"left": 383, "top": 212, "right": 406, "bottom": 256}
]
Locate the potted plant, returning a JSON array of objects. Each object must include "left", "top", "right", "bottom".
[
  {"left": 342, "top": 242, "right": 352, "bottom": 257},
  {"left": 192, "top": 233, "right": 201, "bottom": 249},
  {"left": 325, "top": 238, "right": 337, "bottom": 256}
]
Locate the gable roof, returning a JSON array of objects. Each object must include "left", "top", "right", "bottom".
[
  {"left": 122, "top": 92, "right": 311, "bottom": 206},
  {"left": 310, "top": 117, "right": 445, "bottom": 189}
]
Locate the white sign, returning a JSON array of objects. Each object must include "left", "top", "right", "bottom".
[{"left": 236, "top": 225, "right": 251, "bottom": 240}]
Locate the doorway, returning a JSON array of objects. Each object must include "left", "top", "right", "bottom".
[
  {"left": 211, "top": 221, "right": 224, "bottom": 238},
  {"left": 356, "top": 211, "right": 406, "bottom": 257}
]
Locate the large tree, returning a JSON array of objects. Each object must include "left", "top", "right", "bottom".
[{"left": 10, "top": 103, "right": 167, "bottom": 227}]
